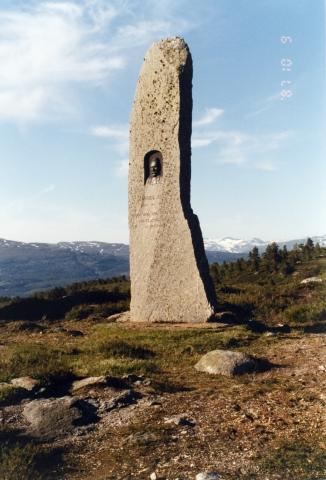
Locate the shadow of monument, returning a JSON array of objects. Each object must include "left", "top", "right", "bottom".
[{"left": 178, "top": 47, "right": 218, "bottom": 314}]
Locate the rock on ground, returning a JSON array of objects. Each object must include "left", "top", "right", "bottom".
[
  {"left": 196, "top": 473, "right": 221, "bottom": 480},
  {"left": 163, "top": 414, "right": 196, "bottom": 427},
  {"left": 11, "top": 376, "right": 39, "bottom": 391},
  {"left": 195, "top": 349, "right": 269, "bottom": 376},
  {"left": 23, "top": 396, "right": 97, "bottom": 439},
  {"left": 71, "top": 376, "right": 107, "bottom": 393},
  {"left": 300, "top": 276, "right": 323, "bottom": 284},
  {"left": 107, "top": 311, "right": 130, "bottom": 323}
]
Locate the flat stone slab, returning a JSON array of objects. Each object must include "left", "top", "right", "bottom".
[
  {"left": 195, "top": 349, "right": 268, "bottom": 376},
  {"left": 71, "top": 376, "right": 107, "bottom": 393}
]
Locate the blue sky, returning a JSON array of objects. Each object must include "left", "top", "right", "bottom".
[{"left": 0, "top": 0, "right": 325, "bottom": 243}]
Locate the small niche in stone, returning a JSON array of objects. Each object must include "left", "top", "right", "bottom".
[{"left": 144, "top": 150, "right": 163, "bottom": 184}]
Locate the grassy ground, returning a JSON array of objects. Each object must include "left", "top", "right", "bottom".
[{"left": 0, "top": 255, "right": 325, "bottom": 479}]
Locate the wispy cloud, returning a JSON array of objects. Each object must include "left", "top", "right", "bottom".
[
  {"left": 0, "top": 0, "right": 193, "bottom": 125},
  {"left": 191, "top": 104, "right": 292, "bottom": 171},
  {"left": 192, "top": 125, "right": 293, "bottom": 171},
  {"left": 90, "top": 123, "right": 129, "bottom": 158},
  {"left": 0, "top": 1, "right": 126, "bottom": 123},
  {"left": 254, "top": 161, "right": 277, "bottom": 172},
  {"left": 245, "top": 93, "right": 280, "bottom": 118},
  {"left": 90, "top": 124, "right": 129, "bottom": 175},
  {"left": 116, "top": 159, "right": 129, "bottom": 177},
  {"left": 193, "top": 107, "right": 224, "bottom": 127},
  {"left": 91, "top": 102, "right": 291, "bottom": 174},
  {"left": 2, "top": 184, "right": 56, "bottom": 213},
  {"left": 90, "top": 124, "right": 128, "bottom": 140}
]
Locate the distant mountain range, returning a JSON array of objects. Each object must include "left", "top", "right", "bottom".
[
  {"left": 0, "top": 235, "right": 324, "bottom": 297},
  {"left": 204, "top": 235, "right": 326, "bottom": 254}
]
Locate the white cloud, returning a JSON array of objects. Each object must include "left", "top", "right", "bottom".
[
  {"left": 2, "top": 184, "right": 56, "bottom": 214},
  {"left": 116, "top": 159, "right": 129, "bottom": 177},
  {"left": 0, "top": 0, "right": 193, "bottom": 125},
  {"left": 254, "top": 161, "right": 277, "bottom": 172},
  {"left": 192, "top": 125, "right": 293, "bottom": 171},
  {"left": 90, "top": 123, "right": 129, "bottom": 155},
  {"left": 90, "top": 124, "right": 128, "bottom": 140},
  {"left": 192, "top": 138, "right": 213, "bottom": 148},
  {"left": 245, "top": 93, "right": 280, "bottom": 118},
  {"left": 192, "top": 130, "right": 249, "bottom": 149},
  {"left": 193, "top": 107, "right": 224, "bottom": 127},
  {"left": 0, "top": 1, "right": 125, "bottom": 123}
]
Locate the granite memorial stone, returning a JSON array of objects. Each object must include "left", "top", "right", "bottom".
[{"left": 128, "top": 37, "right": 217, "bottom": 323}]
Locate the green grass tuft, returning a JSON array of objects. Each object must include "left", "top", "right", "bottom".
[{"left": 259, "top": 440, "right": 326, "bottom": 478}]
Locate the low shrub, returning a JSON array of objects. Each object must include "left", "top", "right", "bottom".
[
  {"left": 96, "top": 339, "right": 155, "bottom": 359},
  {"left": 65, "top": 301, "right": 128, "bottom": 321},
  {"left": 283, "top": 302, "right": 326, "bottom": 325},
  {"left": 0, "top": 344, "right": 73, "bottom": 384},
  {"left": 64, "top": 304, "right": 93, "bottom": 321},
  {"left": 0, "top": 442, "right": 41, "bottom": 480},
  {"left": 259, "top": 440, "right": 326, "bottom": 477}
]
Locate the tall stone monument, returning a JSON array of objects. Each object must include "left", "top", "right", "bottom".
[{"left": 128, "top": 37, "right": 217, "bottom": 323}]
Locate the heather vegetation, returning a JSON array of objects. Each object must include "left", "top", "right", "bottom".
[
  {"left": 0, "top": 239, "right": 325, "bottom": 479},
  {"left": 211, "top": 238, "right": 326, "bottom": 330}
]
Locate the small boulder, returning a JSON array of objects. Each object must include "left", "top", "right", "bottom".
[
  {"left": 23, "top": 396, "right": 97, "bottom": 439},
  {"left": 300, "top": 276, "right": 323, "bottom": 284},
  {"left": 164, "top": 414, "right": 196, "bottom": 427},
  {"left": 210, "top": 311, "right": 238, "bottom": 324},
  {"left": 71, "top": 376, "right": 107, "bottom": 393},
  {"left": 11, "top": 376, "right": 40, "bottom": 391},
  {"left": 106, "top": 389, "right": 142, "bottom": 411},
  {"left": 196, "top": 473, "right": 220, "bottom": 480},
  {"left": 195, "top": 349, "right": 269, "bottom": 376},
  {"left": 112, "top": 311, "right": 130, "bottom": 323}
]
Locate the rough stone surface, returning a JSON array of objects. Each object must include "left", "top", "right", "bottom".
[
  {"left": 211, "top": 311, "right": 238, "bottom": 323},
  {"left": 300, "top": 276, "right": 323, "bottom": 284},
  {"left": 22, "top": 396, "right": 97, "bottom": 439},
  {"left": 164, "top": 414, "right": 196, "bottom": 426},
  {"left": 195, "top": 349, "right": 262, "bottom": 376},
  {"left": 196, "top": 473, "right": 221, "bottom": 480},
  {"left": 71, "top": 376, "right": 107, "bottom": 393},
  {"left": 11, "top": 376, "right": 39, "bottom": 391},
  {"left": 110, "top": 311, "right": 131, "bottom": 323},
  {"left": 129, "top": 37, "right": 217, "bottom": 323}
]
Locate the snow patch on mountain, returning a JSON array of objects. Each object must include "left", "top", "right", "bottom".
[
  {"left": 204, "top": 235, "right": 326, "bottom": 253},
  {"left": 204, "top": 237, "right": 269, "bottom": 253}
]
